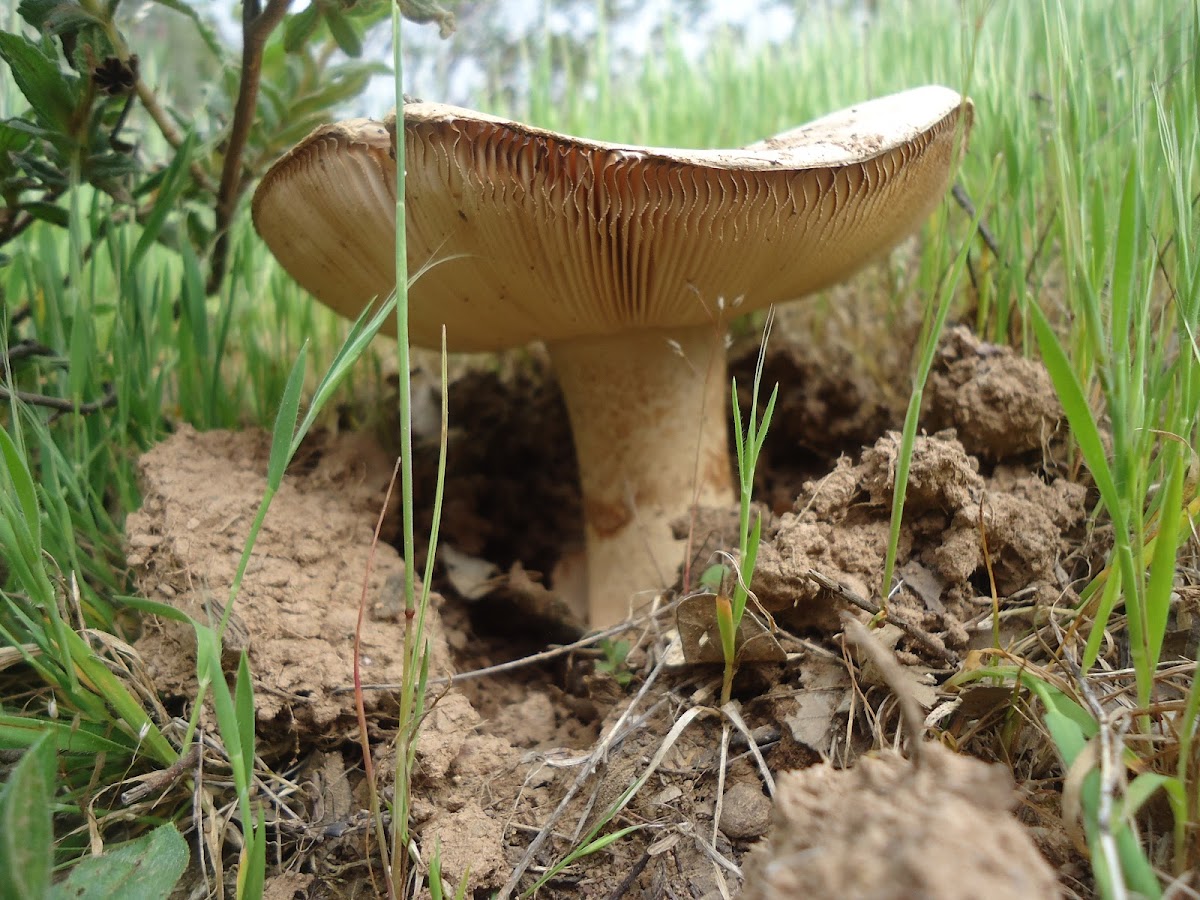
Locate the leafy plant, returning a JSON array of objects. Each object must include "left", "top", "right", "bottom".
[
  {"left": 52, "top": 823, "right": 190, "bottom": 900},
  {"left": 716, "top": 313, "right": 777, "bottom": 706},
  {"left": 0, "top": 0, "right": 452, "bottom": 293},
  {"left": 0, "top": 733, "right": 189, "bottom": 899},
  {"left": 0, "top": 423, "right": 175, "bottom": 766},
  {"left": 595, "top": 638, "right": 634, "bottom": 687}
]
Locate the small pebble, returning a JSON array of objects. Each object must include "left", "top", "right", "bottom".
[{"left": 720, "top": 782, "right": 772, "bottom": 840}]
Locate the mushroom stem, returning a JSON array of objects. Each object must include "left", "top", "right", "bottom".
[{"left": 547, "top": 323, "right": 734, "bottom": 627}]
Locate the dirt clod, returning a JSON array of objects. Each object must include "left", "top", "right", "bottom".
[
  {"left": 751, "top": 428, "right": 1086, "bottom": 651},
  {"left": 928, "top": 325, "right": 1063, "bottom": 459},
  {"left": 263, "top": 873, "right": 315, "bottom": 900},
  {"left": 418, "top": 691, "right": 481, "bottom": 780},
  {"left": 423, "top": 800, "right": 508, "bottom": 890},
  {"left": 741, "top": 743, "right": 1060, "bottom": 899},
  {"left": 127, "top": 426, "right": 453, "bottom": 741}
]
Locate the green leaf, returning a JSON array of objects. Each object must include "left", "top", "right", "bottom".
[
  {"left": 192, "top": 622, "right": 219, "bottom": 691},
  {"left": 699, "top": 563, "right": 727, "bottom": 593},
  {"left": 1109, "top": 163, "right": 1140, "bottom": 364},
  {"left": 131, "top": 129, "right": 195, "bottom": 267},
  {"left": 1031, "top": 681, "right": 1161, "bottom": 899},
  {"left": 1037, "top": 682, "right": 1099, "bottom": 742},
  {"left": 18, "top": 199, "right": 70, "bottom": 227},
  {"left": 1083, "top": 574, "right": 1122, "bottom": 669},
  {"left": 0, "top": 714, "right": 139, "bottom": 756},
  {"left": 1117, "top": 773, "right": 1177, "bottom": 825},
  {"left": 60, "top": 628, "right": 177, "bottom": 764},
  {"left": 206, "top": 649, "right": 242, "bottom": 780},
  {"left": 234, "top": 651, "right": 256, "bottom": 775},
  {"left": 116, "top": 594, "right": 194, "bottom": 624},
  {"left": 715, "top": 593, "right": 736, "bottom": 662},
  {"left": 51, "top": 823, "right": 189, "bottom": 899},
  {"left": 1115, "top": 832, "right": 1162, "bottom": 900},
  {"left": 730, "top": 379, "right": 746, "bottom": 474},
  {"left": 0, "top": 732, "right": 56, "bottom": 900},
  {"left": 429, "top": 846, "right": 446, "bottom": 900},
  {"left": 567, "top": 824, "right": 643, "bottom": 860},
  {"left": 1144, "top": 454, "right": 1185, "bottom": 668},
  {"left": 751, "top": 384, "right": 779, "bottom": 459},
  {"left": 734, "top": 511, "right": 762, "bottom": 620},
  {"left": 5, "top": 117, "right": 57, "bottom": 142},
  {"left": 398, "top": 0, "right": 455, "bottom": 37},
  {"left": 197, "top": 625, "right": 254, "bottom": 814},
  {"left": 14, "top": 147, "right": 70, "bottom": 188},
  {"left": 41, "top": 3, "right": 104, "bottom": 37},
  {"left": 0, "top": 425, "right": 42, "bottom": 548},
  {"left": 1028, "top": 301, "right": 1122, "bottom": 525},
  {"left": 82, "top": 150, "right": 140, "bottom": 182},
  {"left": 17, "top": 0, "right": 60, "bottom": 30},
  {"left": 283, "top": 4, "right": 322, "bottom": 53},
  {"left": 267, "top": 342, "right": 308, "bottom": 489},
  {"left": 0, "top": 118, "right": 35, "bottom": 153},
  {"left": 283, "top": 66, "right": 383, "bottom": 121},
  {"left": 237, "top": 808, "right": 267, "bottom": 900},
  {"left": 325, "top": 8, "right": 363, "bottom": 57},
  {"left": 0, "top": 31, "right": 77, "bottom": 131}
]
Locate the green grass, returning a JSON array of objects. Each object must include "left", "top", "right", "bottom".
[{"left": 2, "top": 0, "right": 1199, "bottom": 895}]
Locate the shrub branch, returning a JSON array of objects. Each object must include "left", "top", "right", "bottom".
[{"left": 207, "top": 0, "right": 293, "bottom": 294}]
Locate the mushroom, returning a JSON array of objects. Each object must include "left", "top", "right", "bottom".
[{"left": 252, "top": 86, "right": 973, "bottom": 627}]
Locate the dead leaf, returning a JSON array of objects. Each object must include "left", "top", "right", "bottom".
[
  {"left": 441, "top": 545, "right": 499, "bottom": 600},
  {"left": 676, "top": 594, "right": 786, "bottom": 665},
  {"left": 782, "top": 655, "right": 852, "bottom": 752}
]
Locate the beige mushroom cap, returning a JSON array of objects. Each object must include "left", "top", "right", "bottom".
[
  {"left": 252, "top": 88, "right": 973, "bottom": 627},
  {"left": 252, "top": 86, "right": 972, "bottom": 352}
]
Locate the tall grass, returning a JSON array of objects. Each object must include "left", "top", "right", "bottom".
[{"left": 2, "top": 0, "right": 1199, "bottom": 894}]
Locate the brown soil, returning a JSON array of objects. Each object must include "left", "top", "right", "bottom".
[
  {"left": 129, "top": 316, "right": 1091, "bottom": 898},
  {"left": 127, "top": 426, "right": 455, "bottom": 747},
  {"left": 740, "top": 742, "right": 1060, "bottom": 899}
]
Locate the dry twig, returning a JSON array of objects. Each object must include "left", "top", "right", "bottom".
[
  {"left": 952, "top": 181, "right": 1002, "bottom": 259},
  {"left": 347, "top": 601, "right": 674, "bottom": 692},
  {"left": 0, "top": 383, "right": 117, "bottom": 416},
  {"left": 843, "top": 615, "right": 929, "bottom": 766},
  {"left": 121, "top": 745, "right": 201, "bottom": 805},
  {"left": 806, "top": 568, "right": 959, "bottom": 666},
  {"left": 496, "top": 656, "right": 672, "bottom": 898}
]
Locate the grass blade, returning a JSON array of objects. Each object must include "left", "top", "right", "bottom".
[
  {"left": 234, "top": 651, "right": 257, "bottom": 779},
  {"left": 0, "top": 732, "right": 55, "bottom": 900},
  {"left": 0, "top": 425, "right": 39, "bottom": 545},
  {"left": 267, "top": 342, "right": 308, "bottom": 489}
]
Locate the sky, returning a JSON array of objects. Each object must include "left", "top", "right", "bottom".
[{"left": 186, "top": 0, "right": 814, "bottom": 111}]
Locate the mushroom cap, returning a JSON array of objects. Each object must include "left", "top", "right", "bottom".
[{"left": 252, "top": 86, "right": 972, "bottom": 351}]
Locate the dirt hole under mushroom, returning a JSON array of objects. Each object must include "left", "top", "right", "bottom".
[{"left": 128, "top": 303, "right": 1094, "bottom": 896}]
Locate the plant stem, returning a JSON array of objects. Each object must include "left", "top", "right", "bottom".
[
  {"left": 389, "top": 4, "right": 419, "bottom": 891},
  {"left": 207, "top": 0, "right": 293, "bottom": 295}
]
